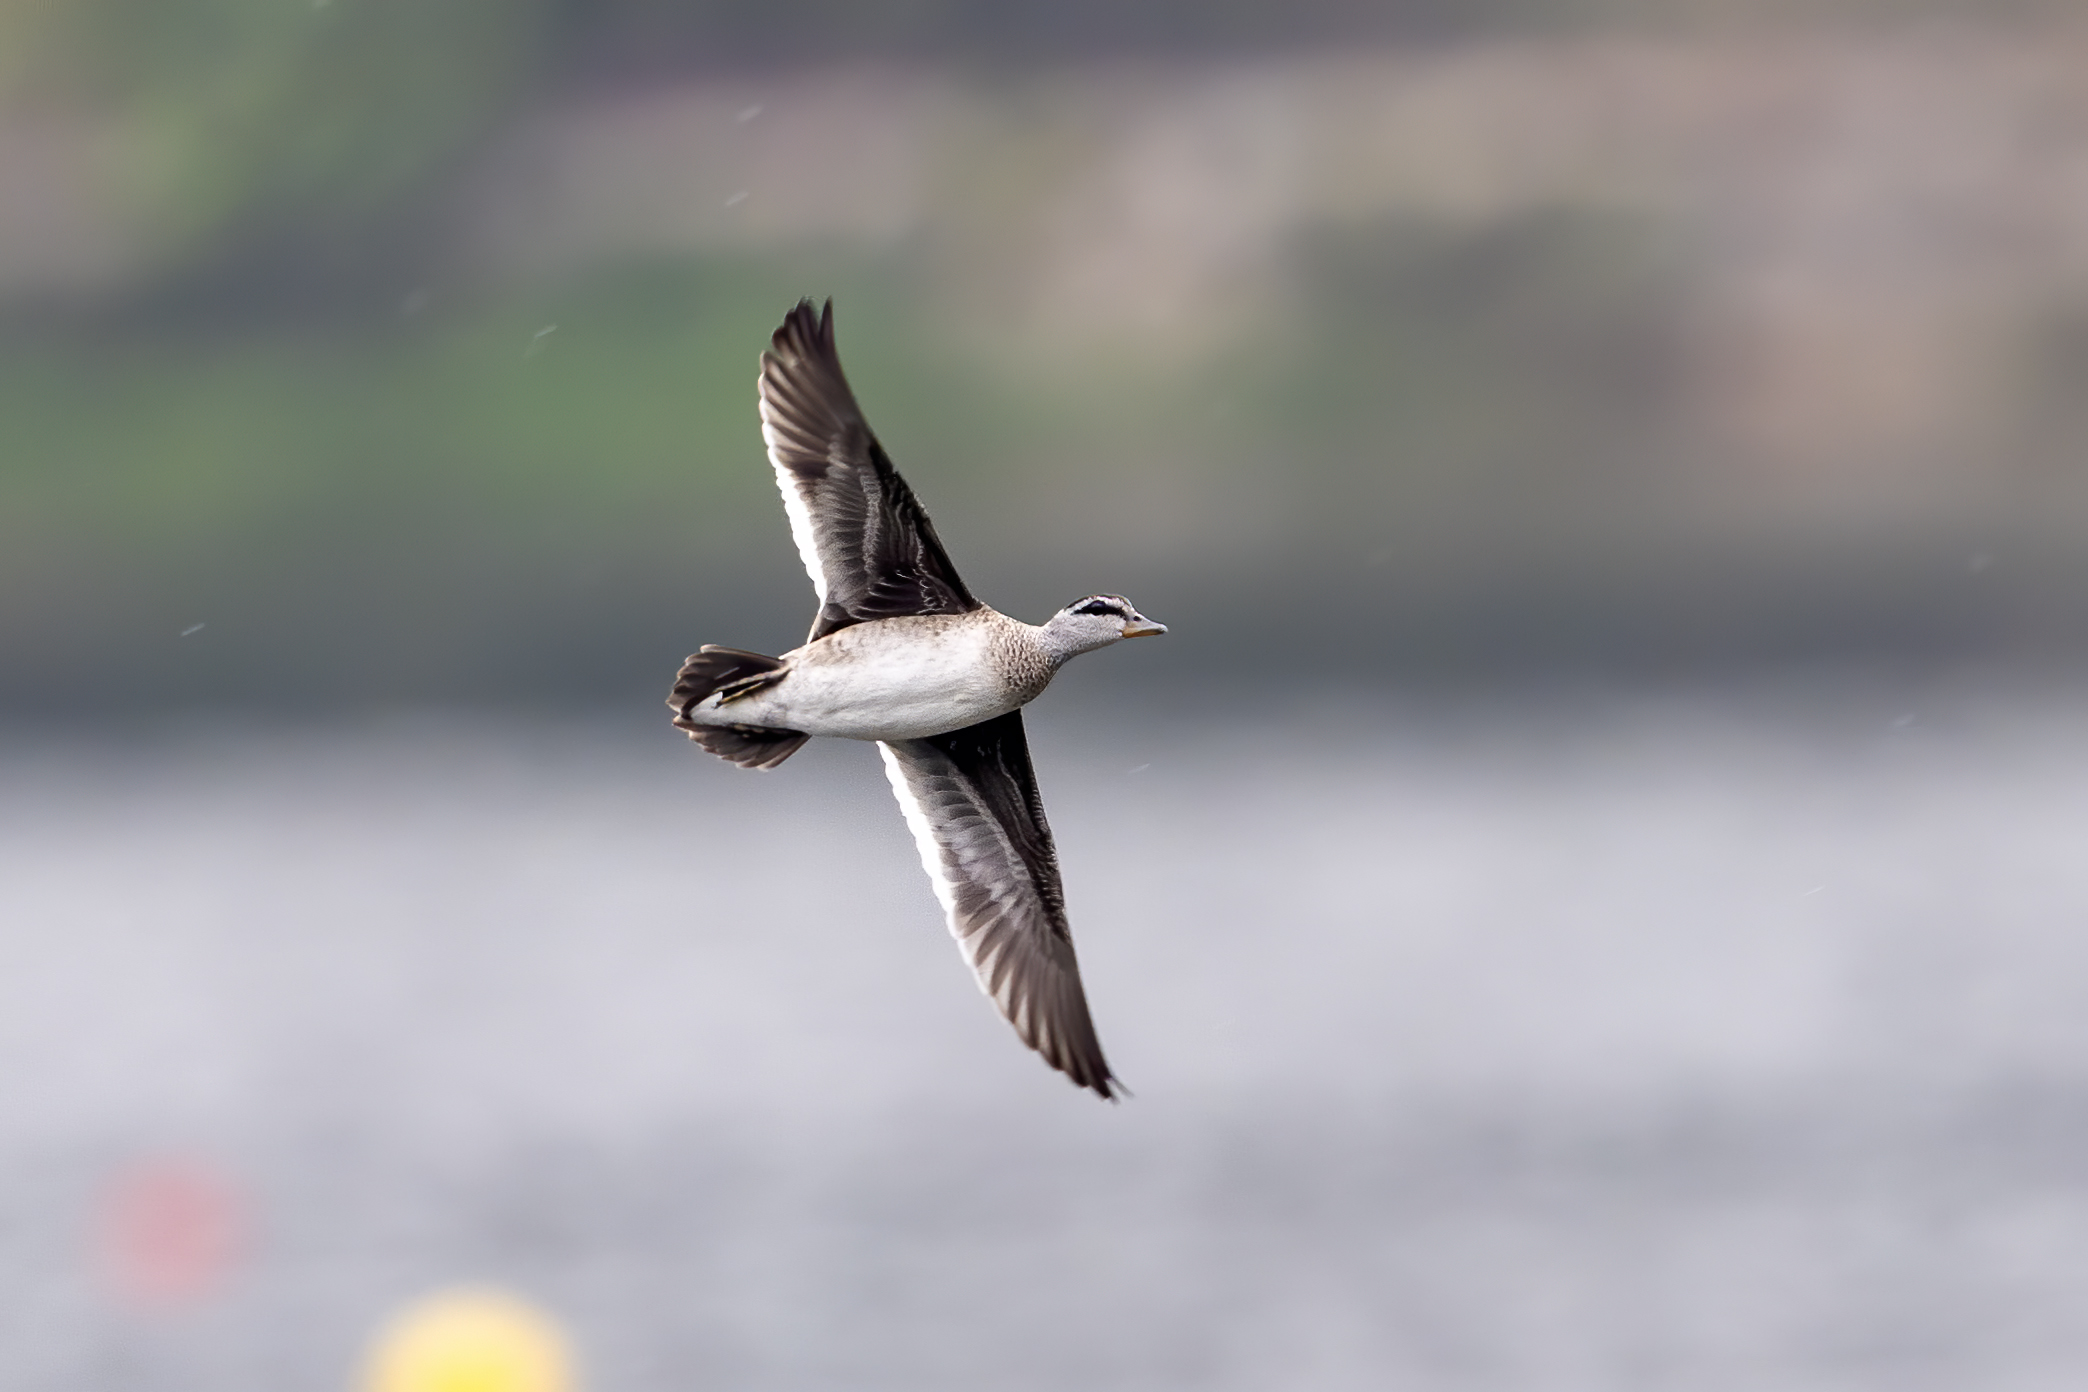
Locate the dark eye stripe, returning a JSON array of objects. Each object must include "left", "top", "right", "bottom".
[{"left": 1074, "top": 599, "right": 1123, "bottom": 617}]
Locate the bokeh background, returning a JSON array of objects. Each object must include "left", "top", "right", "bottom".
[{"left": 6, "top": 1, "right": 2088, "bottom": 1387}]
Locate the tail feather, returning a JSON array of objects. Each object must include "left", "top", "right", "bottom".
[
  {"left": 679, "top": 722, "right": 809, "bottom": 770},
  {"left": 670, "top": 645, "right": 786, "bottom": 715},
  {"left": 669, "top": 646, "right": 807, "bottom": 770}
]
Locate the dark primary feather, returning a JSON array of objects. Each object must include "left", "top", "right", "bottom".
[
  {"left": 881, "top": 711, "right": 1118, "bottom": 1099},
  {"left": 760, "top": 300, "right": 977, "bottom": 643}
]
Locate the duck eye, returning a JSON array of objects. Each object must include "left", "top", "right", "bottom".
[{"left": 1074, "top": 599, "right": 1119, "bottom": 617}]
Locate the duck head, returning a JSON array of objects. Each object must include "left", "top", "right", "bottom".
[{"left": 1039, "top": 594, "right": 1167, "bottom": 663}]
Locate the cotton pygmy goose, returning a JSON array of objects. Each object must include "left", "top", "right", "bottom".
[{"left": 669, "top": 300, "right": 1164, "bottom": 1099}]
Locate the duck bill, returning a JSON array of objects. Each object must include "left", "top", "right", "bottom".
[{"left": 1120, "top": 619, "right": 1168, "bottom": 638}]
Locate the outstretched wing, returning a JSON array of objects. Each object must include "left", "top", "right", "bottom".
[
  {"left": 878, "top": 711, "right": 1118, "bottom": 1099},
  {"left": 759, "top": 299, "right": 978, "bottom": 643}
]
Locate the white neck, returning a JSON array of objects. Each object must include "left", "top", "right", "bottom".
[{"left": 1032, "top": 615, "right": 1117, "bottom": 669}]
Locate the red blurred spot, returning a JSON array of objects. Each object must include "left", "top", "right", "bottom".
[{"left": 98, "top": 1157, "right": 243, "bottom": 1310}]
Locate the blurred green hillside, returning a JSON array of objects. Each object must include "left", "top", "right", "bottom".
[{"left": 4, "top": 2, "right": 2087, "bottom": 713}]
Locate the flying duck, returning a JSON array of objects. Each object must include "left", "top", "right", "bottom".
[{"left": 669, "top": 300, "right": 1164, "bottom": 1100}]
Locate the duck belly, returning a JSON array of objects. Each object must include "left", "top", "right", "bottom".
[{"left": 694, "top": 617, "right": 1028, "bottom": 742}]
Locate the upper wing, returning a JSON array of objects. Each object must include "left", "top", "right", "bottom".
[
  {"left": 878, "top": 711, "right": 1119, "bottom": 1099},
  {"left": 759, "top": 299, "right": 978, "bottom": 643}
]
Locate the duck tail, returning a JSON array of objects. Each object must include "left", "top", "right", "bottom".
[
  {"left": 678, "top": 721, "right": 809, "bottom": 770},
  {"left": 669, "top": 646, "right": 807, "bottom": 770},
  {"left": 670, "top": 645, "right": 785, "bottom": 711}
]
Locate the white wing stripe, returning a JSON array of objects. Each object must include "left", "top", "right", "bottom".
[
  {"left": 880, "top": 741, "right": 962, "bottom": 921},
  {"left": 760, "top": 407, "right": 830, "bottom": 604},
  {"left": 879, "top": 743, "right": 1034, "bottom": 990}
]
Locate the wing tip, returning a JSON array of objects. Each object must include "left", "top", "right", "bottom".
[
  {"left": 1013, "top": 987, "right": 1123, "bottom": 1102},
  {"left": 1079, "top": 1063, "right": 1126, "bottom": 1102},
  {"left": 1049, "top": 1008, "right": 1123, "bottom": 1102},
  {"left": 758, "top": 296, "right": 856, "bottom": 438},
  {"left": 769, "top": 297, "right": 836, "bottom": 365}
]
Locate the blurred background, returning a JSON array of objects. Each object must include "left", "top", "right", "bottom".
[{"left": 5, "top": 0, "right": 2088, "bottom": 1387}]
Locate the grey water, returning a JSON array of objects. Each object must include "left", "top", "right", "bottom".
[{"left": 5, "top": 679, "right": 2088, "bottom": 1391}]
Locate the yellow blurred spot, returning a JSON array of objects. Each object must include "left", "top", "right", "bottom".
[{"left": 362, "top": 1288, "right": 577, "bottom": 1392}]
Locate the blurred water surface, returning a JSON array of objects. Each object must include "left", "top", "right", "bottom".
[{"left": 3, "top": 679, "right": 2088, "bottom": 1389}]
